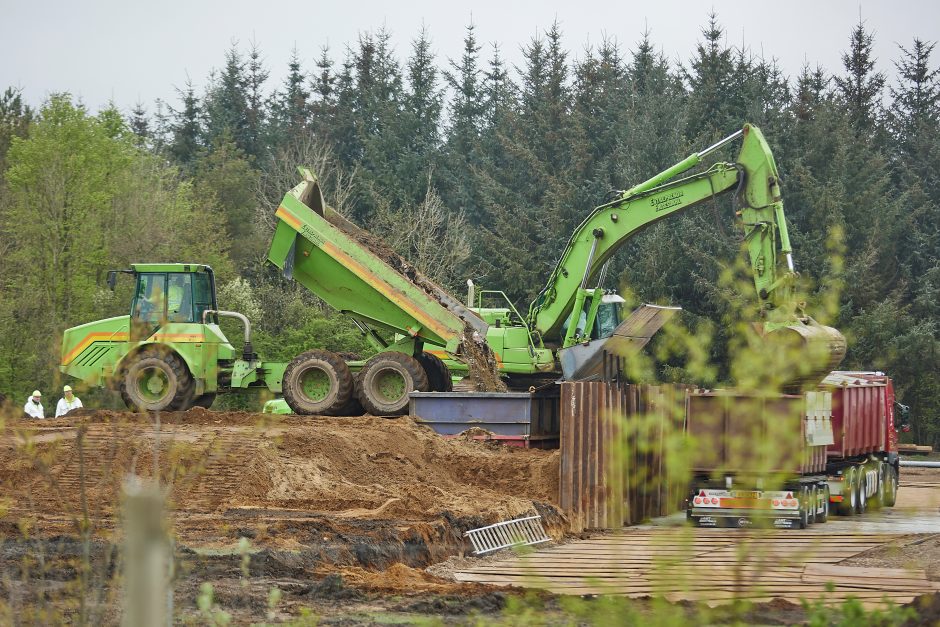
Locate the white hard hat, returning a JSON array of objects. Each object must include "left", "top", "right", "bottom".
[{"left": 32, "top": 390, "right": 41, "bottom": 398}]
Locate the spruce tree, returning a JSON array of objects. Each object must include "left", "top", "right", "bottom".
[
  {"left": 835, "top": 18, "right": 886, "bottom": 134},
  {"left": 205, "top": 44, "right": 251, "bottom": 154},
  {"left": 244, "top": 41, "right": 269, "bottom": 159},
  {"left": 168, "top": 80, "right": 203, "bottom": 170}
]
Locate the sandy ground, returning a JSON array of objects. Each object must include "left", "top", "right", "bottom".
[{"left": 0, "top": 408, "right": 937, "bottom": 624}]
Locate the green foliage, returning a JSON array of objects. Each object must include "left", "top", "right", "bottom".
[{"left": 2, "top": 13, "right": 939, "bottom": 440}]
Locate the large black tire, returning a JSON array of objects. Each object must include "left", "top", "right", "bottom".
[
  {"left": 884, "top": 465, "right": 899, "bottom": 507},
  {"left": 871, "top": 463, "right": 887, "bottom": 509},
  {"left": 817, "top": 484, "right": 830, "bottom": 523},
  {"left": 358, "top": 352, "right": 429, "bottom": 416},
  {"left": 807, "top": 485, "right": 818, "bottom": 525},
  {"left": 838, "top": 467, "right": 858, "bottom": 516},
  {"left": 417, "top": 352, "right": 453, "bottom": 392},
  {"left": 121, "top": 350, "right": 193, "bottom": 412},
  {"left": 855, "top": 469, "right": 868, "bottom": 515},
  {"left": 282, "top": 349, "right": 354, "bottom": 415}
]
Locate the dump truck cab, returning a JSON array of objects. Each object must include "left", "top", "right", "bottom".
[{"left": 61, "top": 264, "right": 285, "bottom": 412}]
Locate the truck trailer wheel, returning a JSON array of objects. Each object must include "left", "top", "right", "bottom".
[
  {"left": 884, "top": 465, "right": 898, "bottom": 507},
  {"left": 807, "top": 486, "right": 818, "bottom": 525},
  {"left": 121, "top": 350, "right": 193, "bottom": 412},
  {"left": 871, "top": 463, "right": 887, "bottom": 509},
  {"left": 418, "top": 352, "right": 453, "bottom": 392},
  {"left": 282, "top": 350, "right": 354, "bottom": 415},
  {"left": 817, "top": 485, "right": 830, "bottom": 523},
  {"left": 358, "top": 352, "right": 429, "bottom": 416},
  {"left": 855, "top": 471, "right": 868, "bottom": 515},
  {"left": 837, "top": 468, "right": 858, "bottom": 516}
]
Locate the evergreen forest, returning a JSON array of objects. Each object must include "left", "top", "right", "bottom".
[{"left": 1, "top": 14, "right": 938, "bottom": 445}]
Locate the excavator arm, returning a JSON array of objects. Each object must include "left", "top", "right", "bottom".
[
  {"left": 529, "top": 124, "right": 794, "bottom": 344},
  {"left": 527, "top": 124, "right": 845, "bottom": 384}
]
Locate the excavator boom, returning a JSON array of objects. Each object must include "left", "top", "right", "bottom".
[{"left": 527, "top": 124, "right": 845, "bottom": 384}]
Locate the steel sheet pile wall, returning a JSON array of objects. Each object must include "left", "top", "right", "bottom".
[{"left": 560, "top": 382, "right": 688, "bottom": 532}]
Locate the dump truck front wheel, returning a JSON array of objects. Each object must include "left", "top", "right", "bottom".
[
  {"left": 282, "top": 350, "right": 354, "bottom": 415},
  {"left": 358, "top": 352, "right": 429, "bottom": 415},
  {"left": 120, "top": 350, "right": 193, "bottom": 412},
  {"left": 418, "top": 352, "right": 453, "bottom": 392}
]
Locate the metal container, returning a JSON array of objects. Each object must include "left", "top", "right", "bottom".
[
  {"left": 822, "top": 371, "right": 895, "bottom": 459},
  {"left": 685, "top": 391, "right": 829, "bottom": 476},
  {"left": 409, "top": 387, "right": 559, "bottom": 448}
]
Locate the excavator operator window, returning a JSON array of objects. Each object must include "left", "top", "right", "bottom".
[{"left": 594, "top": 300, "right": 623, "bottom": 340}]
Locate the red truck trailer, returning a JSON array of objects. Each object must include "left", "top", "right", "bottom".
[
  {"left": 822, "top": 371, "right": 900, "bottom": 515},
  {"left": 685, "top": 372, "right": 901, "bottom": 528}
]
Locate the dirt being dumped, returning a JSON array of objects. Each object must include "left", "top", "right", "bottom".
[
  {"left": 324, "top": 209, "right": 507, "bottom": 392},
  {"left": 0, "top": 409, "right": 560, "bottom": 545}
]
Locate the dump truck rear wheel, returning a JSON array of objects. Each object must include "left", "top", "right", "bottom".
[
  {"left": 418, "top": 352, "right": 453, "bottom": 392},
  {"left": 120, "top": 350, "right": 191, "bottom": 412},
  {"left": 282, "top": 350, "right": 354, "bottom": 415},
  {"left": 358, "top": 352, "right": 429, "bottom": 416}
]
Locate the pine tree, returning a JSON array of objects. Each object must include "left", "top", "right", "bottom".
[
  {"left": 0, "top": 87, "right": 33, "bottom": 169},
  {"left": 129, "top": 101, "right": 150, "bottom": 146},
  {"left": 406, "top": 26, "right": 442, "bottom": 156},
  {"left": 445, "top": 23, "right": 483, "bottom": 159},
  {"left": 205, "top": 44, "right": 250, "bottom": 153},
  {"left": 793, "top": 64, "right": 829, "bottom": 121},
  {"left": 308, "top": 46, "right": 337, "bottom": 145},
  {"left": 683, "top": 12, "right": 736, "bottom": 139},
  {"left": 168, "top": 80, "right": 204, "bottom": 170},
  {"left": 269, "top": 47, "right": 310, "bottom": 149},
  {"left": 834, "top": 18, "right": 886, "bottom": 133},
  {"left": 244, "top": 41, "right": 270, "bottom": 159}
]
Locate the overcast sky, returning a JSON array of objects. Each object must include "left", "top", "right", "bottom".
[{"left": 3, "top": 0, "right": 939, "bottom": 114}]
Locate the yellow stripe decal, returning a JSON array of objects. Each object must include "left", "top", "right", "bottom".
[
  {"left": 62, "top": 332, "right": 129, "bottom": 366},
  {"left": 275, "top": 206, "right": 302, "bottom": 229}
]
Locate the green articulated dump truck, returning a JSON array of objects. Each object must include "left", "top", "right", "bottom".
[{"left": 60, "top": 123, "right": 846, "bottom": 416}]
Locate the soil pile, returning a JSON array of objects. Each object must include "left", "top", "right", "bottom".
[{"left": 0, "top": 410, "right": 560, "bottom": 528}]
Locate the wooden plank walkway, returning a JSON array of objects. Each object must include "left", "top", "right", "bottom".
[{"left": 455, "top": 529, "right": 940, "bottom": 607}]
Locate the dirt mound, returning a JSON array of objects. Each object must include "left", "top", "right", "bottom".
[{"left": 0, "top": 410, "right": 560, "bottom": 530}]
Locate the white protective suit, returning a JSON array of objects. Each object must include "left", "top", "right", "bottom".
[
  {"left": 24, "top": 398, "right": 44, "bottom": 419},
  {"left": 56, "top": 396, "right": 83, "bottom": 417}
]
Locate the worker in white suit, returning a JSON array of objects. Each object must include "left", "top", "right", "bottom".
[
  {"left": 24, "top": 390, "right": 44, "bottom": 419},
  {"left": 56, "top": 385, "right": 83, "bottom": 417}
]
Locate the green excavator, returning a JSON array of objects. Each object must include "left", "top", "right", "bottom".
[{"left": 59, "top": 124, "right": 845, "bottom": 415}]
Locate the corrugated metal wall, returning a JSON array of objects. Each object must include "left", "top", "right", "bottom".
[{"left": 559, "top": 382, "right": 689, "bottom": 532}]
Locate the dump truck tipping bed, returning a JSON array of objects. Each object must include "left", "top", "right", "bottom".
[{"left": 266, "top": 170, "right": 488, "bottom": 355}]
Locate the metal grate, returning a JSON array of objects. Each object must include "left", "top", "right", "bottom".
[{"left": 465, "top": 515, "right": 550, "bottom": 555}]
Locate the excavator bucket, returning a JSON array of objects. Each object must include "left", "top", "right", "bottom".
[{"left": 558, "top": 304, "right": 681, "bottom": 381}]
